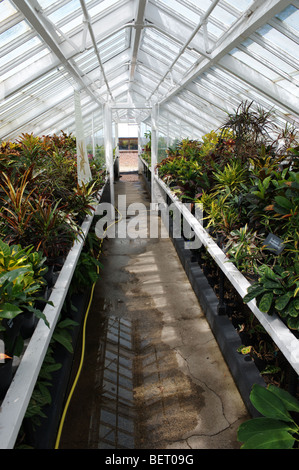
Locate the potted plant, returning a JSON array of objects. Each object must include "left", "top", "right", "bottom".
[
  {"left": 0, "top": 240, "right": 50, "bottom": 352},
  {"left": 238, "top": 383, "right": 299, "bottom": 448}
]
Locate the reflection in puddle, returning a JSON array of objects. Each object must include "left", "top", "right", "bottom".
[{"left": 88, "top": 315, "right": 135, "bottom": 449}]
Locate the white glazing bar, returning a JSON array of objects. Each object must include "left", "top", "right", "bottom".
[{"left": 154, "top": 173, "right": 299, "bottom": 376}]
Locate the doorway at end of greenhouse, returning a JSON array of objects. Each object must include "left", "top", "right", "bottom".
[{"left": 118, "top": 150, "right": 138, "bottom": 173}]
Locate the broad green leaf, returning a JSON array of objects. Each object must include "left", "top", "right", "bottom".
[
  {"left": 52, "top": 331, "right": 74, "bottom": 353},
  {"left": 274, "top": 196, "right": 292, "bottom": 210},
  {"left": 243, "top": 285, "right": 265, "bottom": 303},
  {"left": 284, "top": 300, "right": 299, "bottom": 317},
  {"left": 275, "top": 292, "right": 292, "bottom": 310},
  {"left": 238, "top": 417, "right": 295, "bottom": 442},
  {"left": 241, "top": 430, "right": 295, "bottom": 449},
  {"left": 56, "top": 318, "right": 79, "bottom": 329},
  {"left": 287, "top": 316, "right": 299, "bottom": 330},
  {"left": 0, "top": 303, "right": 22, "bottom": 319},
  {"left": 262, "top": 266, "right": 277, "bottom": 281},
  {"left": 268, "top": 385, "right": 299, "bottom": 413},
  {"left": 258, "top": 292, "right": 273, "bottom": 312},
  {"left": 250, "top": 384, "right": 293, "bottom": 422},
  {"left": 263, "top": 280, "right": 281, "bottom": 289},
  {"left": 263, "top": 176, "right": 272, "bottom": 190},
  {"left": 0, "top": 267, "right": 30, "bottom": 284}
]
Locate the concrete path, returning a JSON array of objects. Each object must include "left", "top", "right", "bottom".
[{"left": 59, "top": 173, "right": 249, "bottom": 449}]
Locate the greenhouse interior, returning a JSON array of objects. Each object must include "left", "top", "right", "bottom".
[{"left": 0, "top": 0, "right": 299, "bottom": 451}]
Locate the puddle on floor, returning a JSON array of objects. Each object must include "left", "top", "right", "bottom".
[{"left": 88, "top": 315, "right": 135, "bottom": 449}]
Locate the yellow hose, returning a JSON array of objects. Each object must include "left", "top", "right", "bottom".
[{"left": 54, "top": 206, "right": 122, "bottom": 449}]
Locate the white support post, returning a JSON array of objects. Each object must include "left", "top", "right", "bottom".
[
  {"left": 138, "top": 124, "right": 143, "bottom": 174},
  {"left": 74, "top": 91, "right": 92, "bottom": 186},
  {"left": 104, "top": 102, "right": 114, "bottom": 207},
  {"left": 151, "top": 105, "right": 157, "bottom": 203},
  {"left": 151, "top": 104, "right": 164, "bottom": 206},
  {"left": 114, "top": 122, "right": 119, "bottom": 180},
  {"left": 91, "top": 112, "right": 95, "bottom": 158}
]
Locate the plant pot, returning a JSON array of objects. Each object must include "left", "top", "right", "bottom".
[
  {"left": 3, "top": 314, "right": 24, "bottom": 356},
  {"left": 0, "top": 358, "right": 13, "bottom": 400},
  {"left": 52, "top": 256, "right": 66, "bottom": 271},
  {"left": 44, "top": 264, "right": 55, "bottom": 288},
  {"left": 20, "top": 311, "right": 38, "bottom": 340},
  {"left": 35, "top": 286, "right": 49, "bottom": 310}
]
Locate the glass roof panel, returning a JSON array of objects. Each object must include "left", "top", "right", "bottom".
[
  {"left": 1, "top": 0, "right": 17, "bottom": 21},
  {"left": 0, "top": 21, "right": 31, "bottom": 48},
  {"left": 241, "top": 38, "right": 297, "bottom": 75},
  {"left": 223, "top": 0, "right": 253, "bottom": 11},
  {"left": 0, "top": 48, "right": 50, "bottom": 82},
  {"left": 210, "top": 5, "right": 237, "bottom": 27},
  {"left": 0, "top": 37, "right": 42, "bottom": 68},
  {"left": 275, "top": 4, "right": 299, "bottom": 31},
  {"left": 229, "top": 48, "right": 279, "bottom": 81},
  {"left": 257, "top": 23, "right": 299, "bottom": 58},
  {"left": 159, "top": 0, "right": 201, "bottom": 23},
  {"left": 47, "top": 0, "right": 81, "bottom": 24},
  {"left": 0, "top": 0, "right": 298, "bottom": 139},
  {"left": 88, "top": 0, "right": 124, "bottom": 17}
]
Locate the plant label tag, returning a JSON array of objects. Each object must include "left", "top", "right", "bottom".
[{"left": 263, "top": 233, "right": 284, "bottom": 255}]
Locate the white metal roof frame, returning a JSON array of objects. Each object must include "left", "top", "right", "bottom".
[{"left": 0, "top": 0, "right": 298, "bottom": 141}]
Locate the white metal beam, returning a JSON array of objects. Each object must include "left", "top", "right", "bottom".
[
  {"left": 12, "top": 0, "right": 103, "bottom": 107},
  {"left": 129, "top": 0, "right": 147, "bottom": 83},
  {"left": 158, "top": 0, "right": 293, "bottom": 107},
  {"left": 79, "top": 0, "right": 114, "bottom": 101},
  {"left": 148, "top": 0, "right": 221, "bottom": 102},
  {"left": 218, "top": 53, "right": 299, "bottom": 116}
]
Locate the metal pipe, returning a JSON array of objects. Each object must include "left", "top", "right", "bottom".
[{"left": 79, "top": 0, "right": 114, "bottom": 101}]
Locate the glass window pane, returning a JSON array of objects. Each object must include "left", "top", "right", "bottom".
[
  {"left": 257, "top": 24, "right": 299, "bottom": 58},
  {"left": 276, "top": 5, "right": 299, "bottom": 32},
  {"left": 0, "top": 21, "right": 30, "bottom": 48},
  {"left": 1, "top": 0, "right": 17, "bottom": 22},
  {"left": 0, "top": 37, "right": 42, "bottom": 68}
]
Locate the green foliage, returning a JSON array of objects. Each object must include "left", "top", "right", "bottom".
[
  {"left": 0, "top": 131, "right": 106, "bottom": 252},
  {"left": 157, "top": 100, "right": 299, "bottom": 332},
  {"left": 0, "top": 241, "right": 49, "bottom": 333},
  {"left": 212, "top": 160, "right": 248, "bottom": 195},
  {"left": 243, "top": 263, "right": 299, "bottom": 330},
  {"left": 225, "top": 225, "right": 265, "bottom": 274},
  {"left": 71, "top": 232, "right": 103, "bottom": 293},
  {"left": 238, "top": 384, "right": 299, "bottom": 449},
  {"left": 24, "top": 316, "right": 78, "bottom": 429}
]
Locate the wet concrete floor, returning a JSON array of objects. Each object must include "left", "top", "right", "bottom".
[{"left": 58, "top": 173, "right": 249, "bottom": 449}]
